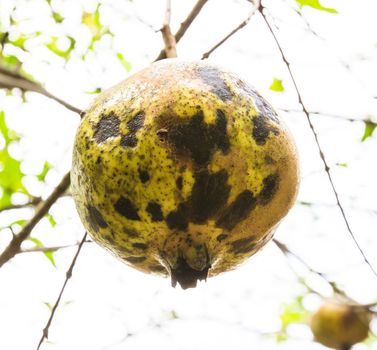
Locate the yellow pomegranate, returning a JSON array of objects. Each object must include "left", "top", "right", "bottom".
[
  {"left": 71, "top": 59, "right": 299, "bottom": 289},
  {"left": 310, "top": 300, "right": 371, "bottom": 349}
]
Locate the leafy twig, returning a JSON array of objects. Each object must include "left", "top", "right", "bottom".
[
  {"left": 259, "top": 5, "right": 377, "bottom": 278},
  {"left": 201, "top": 0, "right": 260, "bottom": 59},
  {"left": 0, "top": 172, "right": 71, "bottom": 268},
  {"left": 36, "top": 232, "right": 88, "bottom": 350},
  {"left": 160, "top": 0, "right": 177, "bottom": 58},
  {"left": 155, "top": 0, "right": 209, "bottom": 61},
  {"left": 0, "top": 67, "right": 82, "bottom": 114}
]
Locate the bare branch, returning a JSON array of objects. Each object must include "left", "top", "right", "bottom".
[
  {"left": 201, "top": 0, "right": 260, "bottom": 59},
  {"left": 0, "top": 172, "right": 71, "bottom": 268},
  {"left": 273, "top": 239, "right": 349, "bottom": 298},
  {"left": 36, "top": 232, "right": 88, "bottom": 350},
  {"left": 0, "top": 197, "right": 42, "bottom": 214},
  {"left": 20, "top": 240, "right": 93, "bottom": 254},
  {"left": 0, "top": 67, "right": 82, "bottom": 114},
  {"left": 155, "top": 0, "right": 209, "bottom": 61},
  {"left": 283, "top": 0, "right": 376, "bottom": 101},
  {"left": 160, "top": 0, "right": 177, "bottom": 58},
  {"left": 259, "top": 5, "right": 377, "bottom": 278},
  {"left": 279, "top": 108, "right": 364, "bottom": 123}
]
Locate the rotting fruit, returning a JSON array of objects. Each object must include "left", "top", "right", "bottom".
[
  {"left": 71, "top": 59, "right": 299, "bottom": 289},
  {"left": 310, "top": 299, "right": 371, "bottom": 349}
]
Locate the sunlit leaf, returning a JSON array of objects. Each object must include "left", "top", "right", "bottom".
[
  {"left": 82, "top": 5, "right": 101, "bottom": 36},
  {"left": 52, "top": 11, "right": 64, "bottom": 23},
  {"left": 10, "top": 35, "right": 28, "bottom": 49},
  {"left": 11, "top": 219, "right": 27, "bottom": 227},
  {"left": 86, "top": 87, "right": 102, "bottom": 94},
  {"left": 44, "top": 250, "right": 56, "bottom": 267},
  {"left": 296, "top": 0, "right": 337, "bottom": 13},
  {"left": 29, "top": 237, "right": 56, "bottom": 267},
  {"left": 0, "top": 112, "right": 28, "bottom": 209},
  {"left": 1, "top": 54, "right": 21, "bottom": 69},
  {"left": 46, "top": 213, "right": 57, "bottom": 227},
  {"left": 116, "top": 53, "right": 132, "bottom": 72},
  {"left": 29, "top": 237, "right": 43, "bottom": 247},
  {"left": 36, "top": 161, "right": 52, "bottom": 182},
  {"left": 361, "top": 119, "right": 377, "bottom": 142},
  {"left": 269, "top": 78, "right": 284, "bottom": 92},
  {"left": 336, "top": 163, "right": 348, "bottom": 167},
  {"left": 46, "top": 36, "right": 75, "bottom": 59},
  {"left": 279, "top": 295, "right": 309, "bottom": 330}
]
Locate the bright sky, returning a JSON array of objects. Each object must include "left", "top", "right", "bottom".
[{"left": 0, "top": 0, "right": 377, "bottom": 349}]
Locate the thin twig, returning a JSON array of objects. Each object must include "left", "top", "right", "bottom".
[
  {"left": 155, "top": 0, "right": 209, "bottom": 61},
  {"left": 201, "top": 0, "right": 260, "bottom": 59},
  {"left": 0, "top": 67, "right": 82, "bottom": 114},
  {"left": 259, "top": 5, "right": 377, "bottom": 278},
  {"left": 284, "top": 0, "right": 376, "bottom": 101},
  {"left": 273, "top": 239, "right": 348, "bottom": 298},
  {"left": 0, "top": 197, "right": 42, "bottom": 213},
  {"left": 20, "top": 240, "right": 93, "bottom": 254},
  {"left": 0, "top": 172, "right": 71, "bottom": 268},
  {"left": 298, "top": 200, "right": 377, "bottom": 216},
  {"left": 36, "top": 232, "right": 88, "bottom": 350},
  {"left": 279, "top": 108, "right": 364, "bottom": 123},
  {"left": 160, "top": 0, "right": 177, "bottom": 58}
]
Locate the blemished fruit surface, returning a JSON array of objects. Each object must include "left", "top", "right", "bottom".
[
  {"left": 71, "top": 59, "right": 299, "bottom": 289},
  {"left": 310, "top": 300, "right": 371, "bottom": 349}
]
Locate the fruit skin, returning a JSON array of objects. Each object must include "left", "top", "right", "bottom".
[
  {"left": 71, "top": 59, "right": 299, "bottom": 289},
  {"left": 310, "top": 300, "right": 371, "bottom": 349}
]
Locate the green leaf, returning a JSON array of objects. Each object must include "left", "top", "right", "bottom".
[
  {"left": 36, "top": 161, "right": 52, "bottom": 182},
  {"left": 269, "top": 78, "right": 284, "bottom": 92},
  {"left": 29, "top": 237, "right": 56, "bottom": 267},
  {"left": 86, "top": 87, "right": 102, "bottom": 94},
  {"left": 52, "top": 11, "right": 64, "bottom": 23},
  {"left": 46, "top": 213, "right": 57, "bottom": 227},
  {"left": 11, "top": 219, "right": 27, "bottom": 227},
  {"left": 82, "top": 5, "right": 101, "bottom": 35},
  {"left": 116, "top": 53, "right": 132, "bottom": 72},
  {"left": 279, "top": 295, "right": 309, "bottom": 330},
  {"left": 46, "top": 36, "right": 75, "bottom": 59},
  {"left": 1, "top": 54, "right": 21, "bottom": 69},
  {"left": 296, "top": 0, "right": 337, "bottom": 13},
  {"left": 44, "top": 250, "right": 56, "bottom": 267},
  {"left": 361, "top": 120, "right": 377, "bottom": 142},
  {"left": 10, "top": 35, "right": 28, "bottom": 49},
  {"left": 336, "top": 163, "right": 348, "bottom": 167},
  {"left": 0, "top": 112, "right": 28, "bottom": 209}
]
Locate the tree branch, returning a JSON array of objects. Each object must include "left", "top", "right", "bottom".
[
  {"left": 36, "top": 232, "right": 87, "bottom": 350},
  {"left": 201, "top": 0, "right": 260, "bottom": 59},
  {"left": 259, "top": 5, "right": 377, "bottom": 278},
  {"left": 0, "top": 197, "right": 42, "bottom": 214},
  {"left": 160, "top": 0, "right": 177, "bottom": 58},
  {"left": 279, "top": 107, "right": 365, "bottom": 123},
  {"left": 0, "top": 67, "right": 82, "bottom": 114},
  {"left": 20, "top": 240, "right": 93, "bottom": 254},
  {"left": 155, "top": 0, "right": 209, "bottom": 61},
  {"left": 273, "top": 239, "right": 348, "bottom": 298},
  {"left": 0, "top": 172, "right": 71, "bottom": 268}
]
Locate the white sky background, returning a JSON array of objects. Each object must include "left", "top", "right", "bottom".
[{"left": 0, "top": 0, "right": 377, "bottom": 349}]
